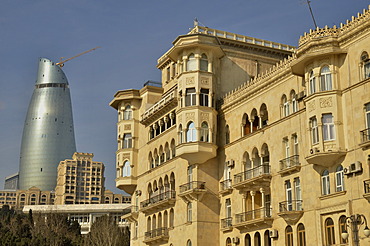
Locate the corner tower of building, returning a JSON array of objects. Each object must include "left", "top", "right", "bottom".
[{"left": 18, "top": 58, "right": 76, "bottom": 191}]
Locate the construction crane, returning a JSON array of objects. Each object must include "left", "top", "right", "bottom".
[{"left": 56, "top": 46, "right": 101, "bottom": 67}]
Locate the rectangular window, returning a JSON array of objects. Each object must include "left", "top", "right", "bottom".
[
  {"left": 311, "top": 117, "right": 319, "bottom": 144},
  {"left": 322, "top": 114, "right": 335, "bottom": 141},
  {"left": 309, "top": 73, "right": 316, "bottom": 94},
  {"left": 185, "top": 88, "right": 196, "bottom": 106},
  {"left": 294, "top": 178, "right": 302, "bottom": 210},
  {"left": 293, "top": 134, "right": 299, "bottom": 156},
  {"left": 285, "top": 180, "right": 292, "bottom": 211},
  {"left": 199, "top": 88, "right": 209, "bottom": 106}
]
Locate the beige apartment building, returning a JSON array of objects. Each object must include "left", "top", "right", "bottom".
[
  {"left": 110, "top": 6, "right": 370, "bottom": 246},
  {"left": 0, "top": 152, "right": 130, "bottom": 209}
]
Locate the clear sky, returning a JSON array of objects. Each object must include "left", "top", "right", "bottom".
[{"left": 0, "top": 0, "right": 368, "bottom": 193}]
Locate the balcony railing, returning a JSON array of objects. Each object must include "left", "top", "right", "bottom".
[
  {"left": 279, "top": 200, "right": 303, "bottom": 212},
  {"left": 140, "top": 190, "right": 176, "bottom": 209},
  {"left": 279, "top": 155, "right": 300, "bottom": 170},
  {"left": 144, "top": 227, "right": 169, "bottom": 242},
  {"left": 220, "top": 179, "right": 232, "bottom": 192},
  {"left": 234, "top": 164, "right": 270, "bottom": 184},
  {"left": 360, "top": 128, "right": 370, "bottom": 143},
  {"left": 235, "top": 207, "right": 272, "bottom": 225},
  {"left": 179, "top": 181, "right": 205, "bottom": 193},
  {"left": 141, "top": 90, "right": 177, "bottom": 124},
  {"left": 221, "top": 217, "right": 233, "bottom": 230}
]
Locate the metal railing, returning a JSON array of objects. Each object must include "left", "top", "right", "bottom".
[
  {"left": 360, "top": 128, "right": 370, "bottom": 143},
  {"left": 234, "top": 164, "right": 270, "bottom": 184},
  {"left": 140, "top": 190, "right": 176, "bottom": 208},
  {"left": 279, "top": 200, "right": 303, "bottom": 212},
  {"left": 279, "top": 155, "right": 300, "bottom": 171},
  {"left": 220, "top": 179, "right": 232, "bottom": 191},
  {"left": 179, "top": 181, "right": 205, "bottom": 193},
  {"left": 144, "top": 227, "right": 168, "bottom": 240},
  {"left": 364, "top": 180, "right": 370, "bottom": 194},
  {"left": 221, "top": 217, "right": 232, "bottom": 229},
  {"left": 235, "top": 207, "right": 272, "bottom": 224}
]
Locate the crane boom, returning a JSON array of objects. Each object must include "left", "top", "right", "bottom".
[{"left": 56, "top": 46, "right": 101, "bottom": 67}]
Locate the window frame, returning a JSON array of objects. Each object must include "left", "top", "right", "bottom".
[
  {"left": 322, "top": 169, "right": 330, "bottom": 195},
  {"left": 311, "top": 117, "right": 319, "bottom": 144},
  {"left": 285, "top": 226, "right": 294, "bottom": 246},
  {"left": 322, "top": 114, "right": 335, "bottom": 141},
  {"left": 199, "top": 88, "right": 209, "bottom": 106},
  {"left": 309, "top": 70, "right": 316, "bottom": 94},
  {"left": 185, "top": 88, "right": 196, "bottom": 106},
  {"left": 320, "top": 66, "right": 332, "bottom": 91},
  {"left": 123, "top": 133, "right": 132, "bottom": 149},
  {"left": 335, "top": 165, "right": 345, "bottom": 192},
  {"left": 186, "top": 121, "right": 197, "bottom": 142},
  {"left": 325, "top": 218, "right": 336, "bottom": 246}
]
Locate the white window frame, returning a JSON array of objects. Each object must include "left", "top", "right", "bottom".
[
  {"left": 122, "top": 160, "right": 131, "bottom": 177},
  {"left": 294, "top": 177, "right": 302, "bottom": 210},
  {"left": 322, "top": 114, "right": 335, "bottom": 141},
  {"left": 283, "top": 95, "right": 290, "bottom": 117},
  {"left": 200, "top": 122, "right": 209, "bottom": 142},
  {"left": 285, "top": 180, "right": 293, "bottom": 211},
  {"left": 123, "top": 133, "right": 132, "bottom": 149},
  {"left": 309, "top": 70, "right": 316, "bottom": 94},
  {"left": 335, "top": 165, "right": 345, "bottom": 192},
  {"left": 187, "top": 54, "right": 196, "bottom": 71},
  {"left": 187, "top": 202, "right": 192, "bottom": 222},
  {"left": 320, "top": 66, "right": 332, "bottom": 91},
  {"left": 311, "top": 117, "right": 319, "bottom": 144},
  {"left": 322, "top": 170, "right": 330, "bottom": 195},
  {"left": 186, "top": 122, "right": 197, "bottom": 142},
  {"left": 123, "top": 105, "right": 132, "bottom": 120},
  {"left": 185, "top": 88, "right": 196, "bottom": 106}
]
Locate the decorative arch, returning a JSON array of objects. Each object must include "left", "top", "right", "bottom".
[{"left": 260, "top": 103, "right": 268, "bottom": 127}]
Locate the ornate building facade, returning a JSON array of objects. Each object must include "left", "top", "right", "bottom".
[{"left": 110, "top": 6, "right": 370, "bottom": 246}]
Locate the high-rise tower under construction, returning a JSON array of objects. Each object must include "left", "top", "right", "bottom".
[{"left": 18, "top": 58, "right": 76, "bottom": 191}]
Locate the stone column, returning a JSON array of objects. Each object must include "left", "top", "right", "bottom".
[{"left": 250, "top": 191, "right": 255, "bottom": 219}]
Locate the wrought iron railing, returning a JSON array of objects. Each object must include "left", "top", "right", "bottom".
[
  {"left": 360, "top": 128, "right": 370, "bottom": 143},
  {"left": 140, "top": 190, "right": 176, "bottom": 208},
  {"left": 179, "top": 181, "right": 205, "bottom": 193},
  {"left": 235, "top": 207, "right": 272, "bottom": 224},
  {"left": 144, "top": 227, "right": 168, "bottom": 240},
  {"left": 234, "top": 164, "right": 270, "bottom": 184},
  {"left": 220, "top": 179, "right": 232, "bottom": 191},
  {"left": 279, "top": 200, "right": 303, "bottom": 212},
  {"left": 221, "top": 217, "right": 232, "bottom": 229},
  {"left": 364, "top": 180, "right": 370, "bottom": 194},
  {"left": 279, "top": 155, "right": 300, "bottom": 170}
]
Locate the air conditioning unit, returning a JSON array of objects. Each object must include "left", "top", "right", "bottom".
[
  {"left": 310, "top": 147, "right": 320, "bottom": 154},
  {"left": 349, "top": 161, "right": 362, "bottom": 173},
  {"left": 269, "top": 229, "right": 278, "bottom": 238},
  {"left": 232, "top": 237, "right": 240, "bottom": 244},
  {"left": 227, "top": 160, "right": 235, "bottom": 168},
  {"left": 343, "top": 167, "right": 350, "bottom": 175}
]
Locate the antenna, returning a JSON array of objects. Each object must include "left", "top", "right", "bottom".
[
  {"left": 56, "top": 46, "right": 101, "bottom": 67},
  {"left": 306, "top": 0, "right": 318, "bottom": 28}
]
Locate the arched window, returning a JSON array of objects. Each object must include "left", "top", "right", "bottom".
[
  {"left": 123, "top": 133, "right": 132, "bottom": 148},
  {"left": 322, "top": 169, "right": 330, "bottom": 195},
  {"left": 254, "top": 232, "right": 261, "bottom": 246},
  {"left": 163, "top": 210, "right": 168, "bottom": 228},
  {"left": 361, "top": 51, "right": 370, "bottom": 79},
  {"left": 186, "top": 122, "right": 197, "bottom": 142},
  {"left": 152, "top": 214, "right": 157, "bottom": 230},
  {"left": 282, "top": 94, "right": 290, "bottom": 117},
  {"left": 187, "top": 240, "right": 192, "bottom": 246},
  {"left": 165, "top": 143, "right": 170, "bottom": 161},
  {"left": 200, "top": 122, "right": 209, "bottom": 142},
  {"left": 320, "top": 66, "right": 332, "bottom": 91},
  {"left": 260, "top": 104, "right": 268, "bottom": 127},
  {"left": 147, "top": 217, "right": 151, "bottom": 231},
  {"left": 264, "top": 230, "right": 272, "bottom": 246},
  {"left": 200, "top": 53, "right": 208, "bottom": 71},
  {"left": 290, "top": 90, "right": 298, "bottom": 113},
  {"left": 285, "top": 226, "right": 293, "bottom": 246},
  {"left": 245, "top": 234, "right": 251, "bottom": 246},
  {"left": 187, "top": 202, "right": 192, "bottom": 222},
  {"left": 226, "top": 237, "right": 232, "bottom": 246},
  {"left": 225, "top": 125, "right": 230, "bottom": 144},
  {"left": 309, "top": 70, "right": 316, "bottom": 94},
  {"left": 251, "top": 109, "right": 259, "bottom": 132},
  {"left": 122, "top": 160, "right": 131, "bottom": 177},
  {"left": 187, "top": 53, "right": 196, "bottom": 71},
  {"left": 158, "top": 212, "right": 162, "bottom": 228},
  {"left": 242, "top": 113, "right": 251, "bottom": 136},
  {"left": 169, "top": 208, "right": 174, "bottom": 228},
  {"left": 178, "top": 124, "right": 183, "bottom": 144},
  {"left": 297, "top": 223, "right": 306, "bottom": 246},
  {"left": 123, "top": 105, "right": 132, "bottom": 120},
  {"left": 325, "top": 218, "right": 335, "bottom": 245},
  {"left": 339, "top": 215, "right": 348, "bottom": 244},
  {"left": 170, "top": 139, "right": 176, "bottom": 158},
  {"left": 335, "top": 165, "right": 344, "bottom": 192}
]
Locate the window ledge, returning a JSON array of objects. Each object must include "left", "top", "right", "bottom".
[{"left": 319, "top": 190, "right": 346, "bottom": 200}]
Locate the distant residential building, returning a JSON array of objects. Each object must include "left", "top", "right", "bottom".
[{"left": 4, "top": 173, "right": 19, "bottom": 190}]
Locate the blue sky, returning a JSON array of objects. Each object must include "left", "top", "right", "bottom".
[{"left": 0, "top": 0, "right": 368, "bottom": 193}]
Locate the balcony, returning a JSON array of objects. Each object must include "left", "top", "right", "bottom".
[
  {"left": 121, "top": 206, "right": 139, "bottom": 222},
  {"left": 305, "top": 146, "right": 346, "bottom": 167},
  {"left": 219, "top": 179, "right": 233, "bottom": 195},
  {"left": 234, "top": 207, "right": 273, "bottom": 229},
  {"left": 359, "top": 128, "right": 370, "bottom": 149},
  {"left": 143, "top": 227, "right": 169, "bottom": 244},
  {"left": 176, "top": 142, "right": 217, "bottom": 164},
  {"left": 233, "top": 164, "right": 271, "bottom": 191},
  {"left": 277, "top": 200, "right": 304, "bottom": 225},
  {"left": 141, "top": 90, "right": 177, "bottom": 126},
  {"left": 221, "top": 217, "right": 233, "bottom": 232},
  {"left": 178, "top": 181, "right": 206, "bottom": 202},
  {"left": 140, "top": 191, "right": 176, "bottom": 214},
  {"left": 116, "top": 176, "right": 137, "bottom": 195},
  {"left": 363, "top": 179, "right": 370, "bottom": 202},
  {"left": 278, "top": 155, "right": 301, "bottom": 176}
]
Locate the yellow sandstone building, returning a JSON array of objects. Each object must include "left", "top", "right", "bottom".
[{"left": 110, "top": 6, "right": 370, "bottom": 246}]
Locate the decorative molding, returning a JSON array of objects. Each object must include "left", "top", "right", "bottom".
[
  {"left": 124, "top": 124, "right": 131, "bottom": 130},
  {"left": 319, "top": 97, "right": 333, "bottom": 108},
  {"left": 308, "top": 101, "right": 316, "bottom": 112},
  {"left": 200, "top": 113, "right": 209, "bottom": 122},
  {"left": 185, "top": 112, "right": 195, "bottom": 122},
  {"left": 200, "top": 77, "right": 209, "bottom": 85},
  {"left": 122, "top": 153, "right": 131, "bottom": 160},
  {"left": 186, "top": 77, "right": 195, "bottom": 85}
]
